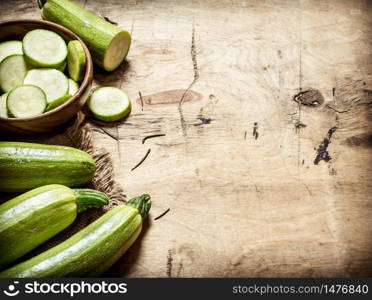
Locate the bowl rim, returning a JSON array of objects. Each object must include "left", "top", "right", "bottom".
[{"left": 0, "top": 19, "right": 93, "bottom": 122}]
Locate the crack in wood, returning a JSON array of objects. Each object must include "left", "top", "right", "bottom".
[
  {"left": 167, "top": 249, "right": 173, "bottom": 277},
  {"left": 93, "top": 126, "right": 120, "bottom": 141},
  {"left": 116, "top": 126, "right": 121, "bottom": 165},
  {"left": 295, "top": 121, "right": 307, "bottom": 133},
  {"left": 314, "top": 127, "right": 337, "bottom": 165},
  {"left": 252, "top": 122, "right": 259, "bottom": 140},
  {"left": 138, "top": 91, "right": 144, "bottom": 111},
  {"left": 178, "top": 19, "right": 199, "bottom": 137},
  {"left": 326, "top": 104, "right": 349, "bottom": 114},
  {"left": 296, "top": 12, "right": 303, "bottom": 167}
]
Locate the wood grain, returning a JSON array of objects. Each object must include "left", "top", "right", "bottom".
[{"left": 1, "top": 0, "right": 371, "bottom": 277}]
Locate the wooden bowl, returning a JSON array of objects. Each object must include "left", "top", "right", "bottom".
[{"left": 0, "top": 19, "right": 93, "bottom": 135}]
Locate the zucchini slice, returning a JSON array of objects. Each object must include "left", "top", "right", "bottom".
[
  {"left": 0, "top": 92, "right": 9, "bottom": 118},
  {"left": 67, "top": 40, "right": 86, "bottom": 81},
  {"left": 23, "top": 29, "right": 67, "bottom": 68},
  {"left": 23, "top": 68, "right": 69, "bottom": 109},
  {"left": 57, "top": 61, "right": 67, "bottom": 72},
  {"left": 0, "top": 40, "right": 23, "bottom": 63},
  {"left": 88, "top": 87, "right": 131, "bottom": 122},
  {"left": 68, "top": 79, "right": 79, "bottom": 96},
  {"left": 0, "top": 54, "right": 28, "bottom": 92},
  {"left": 7, "top": 85, "right": 46, "bottom": 118}
]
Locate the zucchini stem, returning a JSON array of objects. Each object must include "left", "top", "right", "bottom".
[
  {"left": 74, "top": 189, "right": 109, "bottom": 213},
  {"left": 126, "top": 194, "right": 151, "bottom": 219}
]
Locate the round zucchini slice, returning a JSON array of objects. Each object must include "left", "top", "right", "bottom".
[
  {"left": 88, "top": 87, "right": 131, "bottom": 122},
  {"left": 23, "top": 29, "right": 67, "bottom": 68},
  {"left": 7, "top": 85, "right": 46, "bottom": 118}
]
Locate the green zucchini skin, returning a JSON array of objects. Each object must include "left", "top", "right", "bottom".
[
  {"left": 0, "top": 184, "right": 108, "bottom": 270},
  {"left": 0, "top": 194, "right": 151, "bottom": 278},
  {"left": 41, "top": 0, "right": 131, "bottom": 71},
  {"left": 0, "top": 142, "right": 96, "bottom": 192}
]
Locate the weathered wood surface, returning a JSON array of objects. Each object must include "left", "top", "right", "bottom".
[{"left": 1, "top": 0, "right": 372, "bottom": 277}]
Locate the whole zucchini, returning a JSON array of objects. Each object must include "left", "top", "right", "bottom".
[
  {"left": 0, "top": 142, "right": 96, "bottom": 192},
  {"left": 0, "top": 184, "right": 108, "bottom": 270},
  {"left": 39, "top": 0, "right": 131, "bottom": 71},
  {"left": 0, "top": 194, "right": 151, "bottom": 277}
]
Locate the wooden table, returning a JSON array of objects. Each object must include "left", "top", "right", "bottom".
[{"left": 1, "top": 0, "right": 372, "bottom": 277}]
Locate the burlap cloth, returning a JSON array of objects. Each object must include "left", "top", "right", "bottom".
[{"left": 13, "top": 112, "right": 127, "bottom": 256}]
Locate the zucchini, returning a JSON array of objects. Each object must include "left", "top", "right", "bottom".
[
  {"left": 23, "top": 29, "right": 67, "bottom": 68},
  {"left": 88, "top": 87, "right": 131, "bottom": 122},
  {"left": 0, "top": 54, "right": 28, "bottom": 92},
  {"left": 0, "top": 40, "right": 23, "bottom": 63},
  {"left": 0, "top": 184, "right": 108, "bottom": 270},
  {"left": 7, "top": 85, "right": 47, "bottom": 118},
  {"left": 0, "top": 92, "right": 9, "bottom": 118},
  {"left": 0, "top": 194, "right": 151, "bottom": 277},
  {"left": 68, "top": 78, "right": 79, "bottom": 96},
  {"left": 40, "top": 0, "right": 131, "bottom": 71},
  {"left": 0, "top": 142, "right": 96, "bottom": 192},
  {"left": 57, "top": 61, "right": 67, "bottom": 72},
  {"left": 23, "top": 68, "right": 69, "bottom": 110},
  {"left": 67, "top": 40, "right": 86, "bottom": 81}
]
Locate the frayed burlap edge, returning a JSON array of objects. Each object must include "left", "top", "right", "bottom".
[{"left": 65, "top": 112, "right": 126, "bottom": 208}]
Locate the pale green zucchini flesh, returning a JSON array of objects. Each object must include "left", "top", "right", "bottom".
[
  {"left": 22, "top": 29, "right": 67, "bottom": 68},
  {"left": 41, "top": 0, "right": 131, "bottom": 71},
  {"left": 68, "top": 79, "right": 79, "bottom": 96},
  {"left": 0, "top": 92, "right": 9, "bottom": 118},
  {"left": 88, "top": 87, "right": 131, "bottom": 122},
  {"left": 67, "top": 40, "right": 86, "bottom": 81},
  {"left": 0, "top": 40, "right": 23, "bottom": 63},
  {"left": 7, "top": 85, "right": 47, "bottom": 118},
  {"left": 23, "top": 68, "right": 69, "bottom": 108},
  {"left": 0, "top": 54, "right": 28, "bottom": 92}
]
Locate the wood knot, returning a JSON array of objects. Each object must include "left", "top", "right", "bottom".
[{"left": 293, "top": 89, "right": 324, "bottom": 107}]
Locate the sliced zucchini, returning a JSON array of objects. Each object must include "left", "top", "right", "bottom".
[
  {"left": 7, "top": 85, "right": 46, "bottom": 118},
  {"left": 23, "top": 68, "right": 69, "bottom": 109},
  {"left": 0, "top": 55, "right": 28, "bottom": 92},
  {"left": 67, "top": 40, "right": 86, "bottom": 81},
  {"left": 68, "top": 79, "right": 79, "bottom": 96},
  {"left": 23, "top": 29, "right": 67, "bottom": 68},
  {"left": 0, "top": 40, "right": 23, "bottom": 63},
  {"left": 0, "top": 93, "right": 9, "bottom": 118},
  {"left": 57, "top": 61, "right": 67, "bottom": 72},
  {"left": 88, "top": 87, "right": 131, "bottom": 122},
  {"left": 46, "top": 94, "right": 70, "bottom": 111}
]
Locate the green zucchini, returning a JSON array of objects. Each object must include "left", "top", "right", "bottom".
[
  {"left": 0, "top": 194, "right": 151, "bottom": 277},
  {"left": 0, "top": 142, "right": 96, "bottom": 192},
  {"left": 40, "top": 0, "right": 131, "bottom": 71},
  {"left": 22, "top": 29, "right": 67, "bottom": 68},
  {"left": 0, "top": 184, "right": 108, "bottom": 270},
  {"left": 88, "top": 87, "right": 131, "bottom": 122}
]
